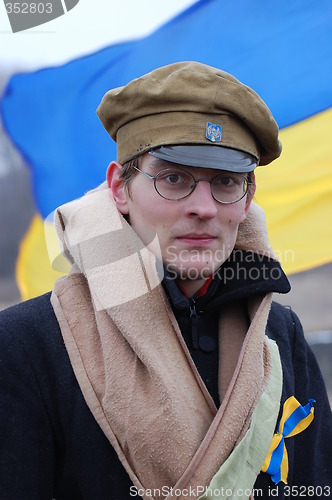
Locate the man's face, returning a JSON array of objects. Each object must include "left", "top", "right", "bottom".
[{"left": 108, "top": 153, "right": 254, "bottom": 292}]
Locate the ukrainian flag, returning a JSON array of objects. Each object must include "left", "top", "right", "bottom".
[{"left": 1, "top": 0, "right": 332, "bottom": 300}]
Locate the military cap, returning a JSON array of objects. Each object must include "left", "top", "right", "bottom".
[{"left": 97, "top": 61, "right": 282, "bottom": 170}]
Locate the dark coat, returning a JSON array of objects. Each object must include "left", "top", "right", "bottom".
[{"left": 0, "top": 258, "right": 331, "bottom": 499}]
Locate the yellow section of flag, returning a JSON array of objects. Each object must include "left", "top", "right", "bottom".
[
  {"left": 255, "top": 108, "right": 332, "bottom": 273},
  {"left": 16, "top": 215, "right": 69, "bottom": 301}
]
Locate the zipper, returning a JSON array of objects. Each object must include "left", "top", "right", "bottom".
[{"left": 189, "top": 298, "right": 199, "bottom": 350}]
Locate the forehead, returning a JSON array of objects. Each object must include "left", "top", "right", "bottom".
[{"left": 140, "top": 152, "right": 234, "bottom": 177}]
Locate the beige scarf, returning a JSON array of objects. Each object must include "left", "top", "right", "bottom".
[{"left": 51, "top": 183, "right": 281, "bottom": 499}]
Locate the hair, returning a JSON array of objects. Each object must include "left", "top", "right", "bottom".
[
  {"left": 119, "top": 156, "right": 141, "bottom": 190},
  {"left": 247, "top": 171, "right": 255, "bottom": 199}
]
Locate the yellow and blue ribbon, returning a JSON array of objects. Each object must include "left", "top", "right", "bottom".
[{"left": 261, "top": 396, "right": 315, "bottom": 485}]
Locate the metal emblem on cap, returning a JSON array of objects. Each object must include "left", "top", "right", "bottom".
[{"left": 206, "top": 122, "right": 222, "bottom": 142}]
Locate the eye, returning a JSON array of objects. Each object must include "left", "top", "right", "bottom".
[
  {"left": 165, "top": 173, "right": 183, "bottom": 184},
  {"left": 214, "top": 174, "right": 242, "bottom": 187},
  {"left": 158, "top": 170, "right": 191, "bottom": 186}
]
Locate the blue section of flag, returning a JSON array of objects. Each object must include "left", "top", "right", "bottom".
[{"left": 1, "top": 0, "right": 332, "bottom": 217}]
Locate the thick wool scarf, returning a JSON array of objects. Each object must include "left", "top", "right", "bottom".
[{"left": 51, "top": 183, "right": 282, "bottom": 500}]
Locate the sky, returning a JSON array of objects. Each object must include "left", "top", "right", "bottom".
[{"left": 0, "top": 0, "right": 196, "bottom": 70}]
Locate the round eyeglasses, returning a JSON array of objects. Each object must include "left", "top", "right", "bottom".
[{"left": 133, "top": 166, "right": 252, "bottom": 204}]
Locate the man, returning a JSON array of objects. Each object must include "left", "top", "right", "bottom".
[{"left": 0, "top": 62, "right": 331, "bottom": 499}]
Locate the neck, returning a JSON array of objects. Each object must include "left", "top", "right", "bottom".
[{"left": 176, "top": 277, "right": 209, "bottom": 298}]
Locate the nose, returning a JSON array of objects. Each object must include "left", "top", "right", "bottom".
[{"left": 184, "top": 180, "right": 218, "bottom": 219}]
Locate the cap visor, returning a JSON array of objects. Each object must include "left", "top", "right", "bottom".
[{"left": 149, "top": 145, "right": 257, "bottom": 172}]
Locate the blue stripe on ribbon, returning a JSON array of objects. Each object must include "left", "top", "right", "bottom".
[
  {"left": 266, "top": 437, "right": 285, "bottom": 478},
  {"left": 283, "top": 399, "right": 315, "bottom": 436}
]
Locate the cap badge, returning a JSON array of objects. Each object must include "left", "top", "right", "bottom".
[{"left": 206, "top": 122, "right": 222, "bottom": 142}]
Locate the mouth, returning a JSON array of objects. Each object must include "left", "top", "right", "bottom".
[{"left": 176, "top": 233, "right": 217, "bottom": 246}]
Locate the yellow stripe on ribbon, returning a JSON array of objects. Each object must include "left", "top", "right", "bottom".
[{"left": 261, "top": 396, "right": 315, "bottom": 484}]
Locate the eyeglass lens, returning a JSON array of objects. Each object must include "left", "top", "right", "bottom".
[{"left": 154, "top": 168, "right": 248, "bottom": 203}]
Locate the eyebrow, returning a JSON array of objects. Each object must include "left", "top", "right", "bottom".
[{"left": 147, "top": 156, "right": 187, "bottom": 172}]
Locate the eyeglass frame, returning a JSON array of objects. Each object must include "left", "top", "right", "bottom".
[{"left": 132, "top": 165, "right": 253, "bottom": 205}]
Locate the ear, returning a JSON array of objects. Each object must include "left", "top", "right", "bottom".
[
  {"left": 106, "top": 161, "right": 129, "bottom": 214},
  {"left": 240, "top": 172, "right": 256, "bottom": 223}
]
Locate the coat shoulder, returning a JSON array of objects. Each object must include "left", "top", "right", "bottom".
[
  {"left": 0, "top": 292, "right": 55, "bottom": 330},
  {"left": 0, "top": 292, "right": 65, "bottom": 367},
  {"left": 267, "top": 300, "right": 300, "bottom": 346}
]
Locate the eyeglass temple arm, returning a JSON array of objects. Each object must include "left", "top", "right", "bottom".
[{"left": 133, "top": 166, "right": 155, "bottom": 180}]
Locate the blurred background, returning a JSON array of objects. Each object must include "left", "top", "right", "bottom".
[{"left": 0, "top": 0, "right": 331, "bottom": 402}]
